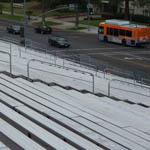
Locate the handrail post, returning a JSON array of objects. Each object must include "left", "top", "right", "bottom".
[
  {"left": 27, "top": 59, "right": 35, "bottom": 78},
  {"left": 10, "top": 53, "right": 12, "bottom": 74},
  {"left": 108, "top": 80, "right": 112, "bottom": 96},
  {"left": 0, "top": 51, "right": 12, "bottom": 74},
  {"left": 10, "top": 43, "right": 12, "bottom": 56},
  {"left": 92, "top": 74, "right": 94, "bottom": 93},
  {"left": 104, "top": 68, "right": 107, "bottom": 78},
  {"left": 63, "top": 58, "right": 65, "bottom": 68}
]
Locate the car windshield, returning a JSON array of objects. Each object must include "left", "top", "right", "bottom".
[
  {"left": 13, "top": 25, "right": 20, "bottom": 30},
  {"left": 42, "top": 26, "right": 48, "bottom": 28}
]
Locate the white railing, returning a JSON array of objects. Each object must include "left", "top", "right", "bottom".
[
  {"left": 27, "top": 59, "right": 95, "bottom": 93},
  {"left": 108, "top": 79, "right": 150, "bottom": 98}
]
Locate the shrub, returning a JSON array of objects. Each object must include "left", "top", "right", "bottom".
[
  {"left": 132, "top": 14, "right": 150, "bottom": 23},
  {"left": 26, "top": 10, "right": 33, "bottom": 20},
  {"left": 101, "top": 12, "right": 124, "bottom": 20},
  {"left": 0, "top": 4, "right": 3, "bottom": 14}
]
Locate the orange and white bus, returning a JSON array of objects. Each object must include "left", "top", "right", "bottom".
[{"left": 98, "top": 19, "right": 150, "bottom": 46}]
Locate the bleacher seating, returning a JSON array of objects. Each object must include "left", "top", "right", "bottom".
[
  {"left": 0, "top": 73, "right": 150, "bottom": 150},
  {"left": 0, "top": 40, "right": 150, "bottom": 149}
]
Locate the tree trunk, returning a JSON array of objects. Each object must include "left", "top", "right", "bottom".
[
  {"left": 125, "top": 0, "right": 129, "bottom": 19},
  {"left": 10, "top": 0, "right": 14, "bottom": 16},
  {"left": 42, "top": 0, "right": 46, "bottom": 24}
]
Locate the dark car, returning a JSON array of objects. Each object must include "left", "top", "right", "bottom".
[
  {"left": 48, "top": 36, "right": 70, "bottom": 48},
  {"left": 34, "top": 25, "right": 52, "bottom": 34},
  {"left": 7, "top": 25, "right": 21, "bottom": 34}
]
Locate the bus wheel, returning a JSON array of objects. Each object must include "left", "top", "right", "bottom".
[
  {"left": 104, "top": 36, "right": 107, "bottom": 42},
  {"left": 122, "top": 40, "right": 126, "bottom": 46},
  {"left": 136, "top": 43, "right": 141, "bottom": 47}
]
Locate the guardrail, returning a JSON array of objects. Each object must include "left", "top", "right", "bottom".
[
  {"left": 0, "top": 51, "right": 12, "bottom": 74},
  {"left": 104, "top": 68, "right": 134, "bottom": 79},
  {"left": 0, "top": 37, "right": 20, "bottom": 45},
  {"left": 27, "top": 59, "right": 95, "bottom": 93},
  {"left": 108, "top": 79, "right": 150, "bottom": 98}
]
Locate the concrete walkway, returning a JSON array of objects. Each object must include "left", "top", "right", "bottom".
[{"left": 45, "top": 17, "right": 98, "bottom": 34}]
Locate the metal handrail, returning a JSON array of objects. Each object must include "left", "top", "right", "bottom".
[
  {"left": 27, "top": 59, "right": 95, "bottom": 93},
  {"left": 0, "top": 51, "right": 12, "bottom": 73},
  {"left": 0, "top": 40, "right": 12, "bottom": 54},
  {"left": 63, "top": 58, "right": 95, "bottom": 68},
  {"left": 108, "top": 79, "right": 150, "bottom": 97},
  {"left": 104, "top": 68, "right": 133, "bottom": 78}
]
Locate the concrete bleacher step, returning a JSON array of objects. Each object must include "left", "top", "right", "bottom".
[
  {"left": 33, "top": 82, "right": 150, "bottom": 131},
  {"left": 0, "top": 141, "right": 11, "bottom": 150},
  {"left": 0, "top": 118, "right": 46, "bottom": 150},
  {"left": 0, "top": 76, "right": 106, "bottom": 149},
  {"left": 0, "top": 71, "right": 106, "bottom": 97},
  {"left": 1, "top": 74, "right": 150, "bottom": 150},
  {"left": 2, "top": 74, "right": 150, "bottom": 127},
  {"left": 0, "top": 103, "right": 78, "bottom": 150},
  {"left": 0, "top": 89, "right": 125, "bottom": 150},
  {"left": 0, "top": 75, "right": 131, "bottom": 149}
]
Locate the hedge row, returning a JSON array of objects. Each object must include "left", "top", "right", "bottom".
[
  {"left": 0, "top": 0, "right": 32, "bottom": 2},
  {"left": 101, "top": 13, "right": 150, "bottom": 23}
]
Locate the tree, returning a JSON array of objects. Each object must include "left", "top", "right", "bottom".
[
  {"left": 124, "top": 0, "right": 129, "bottom": 19},
  {"left": 42, "top": 0, "right": 46, "bottom": 23}
]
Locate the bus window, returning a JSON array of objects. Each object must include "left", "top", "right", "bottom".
[
  {"left": 99, "top": 26, "right": 104, "bottom": 34},
  {"left": 110, "top": 28, "right": 113, "bottom": 35},
  {"left": 126, "top": 30, "right": 132, "bottom": 37},
  {"left": 114, "top": 29, "right": 119, "bottom": 36},
  {"left": 120, "top": 29, "right": 125, "bottom": 36},
  {"left": 107, "top": 27, "right": 110, "bottom": 35}
]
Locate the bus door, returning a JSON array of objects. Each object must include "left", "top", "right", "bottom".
[
  {"left": 107, "top": 27, "right": 121, "bottom": 44},
  {"left": 98, "top": 26, "right": 104, "bottom": 40}
]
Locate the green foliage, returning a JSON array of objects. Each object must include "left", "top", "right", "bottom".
[
  {"left": 0, "top": 13, "right": 23, "bottom": 21},
  {"left": 132, "top": 14, "right": 150, "bottom": 23},
  {"left": 137, "top": 0, "right": 150, "bottom": 6},
  {"left": 26, "top": 10, "right": 33, "bottom": 20},
  {"left": 0, "top": 4, "right": 3, "bottom": 14}
]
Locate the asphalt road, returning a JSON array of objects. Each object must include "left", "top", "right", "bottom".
[{"left": 0, "top": 18, "right": 150, "bottom": 78}]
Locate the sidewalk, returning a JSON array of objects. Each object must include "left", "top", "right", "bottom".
[
  {"left": 47, "top": 17, "right": 98, "bottom": 34},
  {"left": 31, "top": 16, "right": 98, "bottom": 34}
]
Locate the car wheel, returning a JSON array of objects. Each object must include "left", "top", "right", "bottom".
[
  {"left": 49, "top": 29, "right": 52, "bottom": 34},
  {"left": 41, "top": 31, "right": 44, "bottom": 34},
  {"left": 104, "top": 36, "right": 108, "bottom": 42},
  {"left": 122, "top": 39, "right": 126, "bottom": 46}
]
